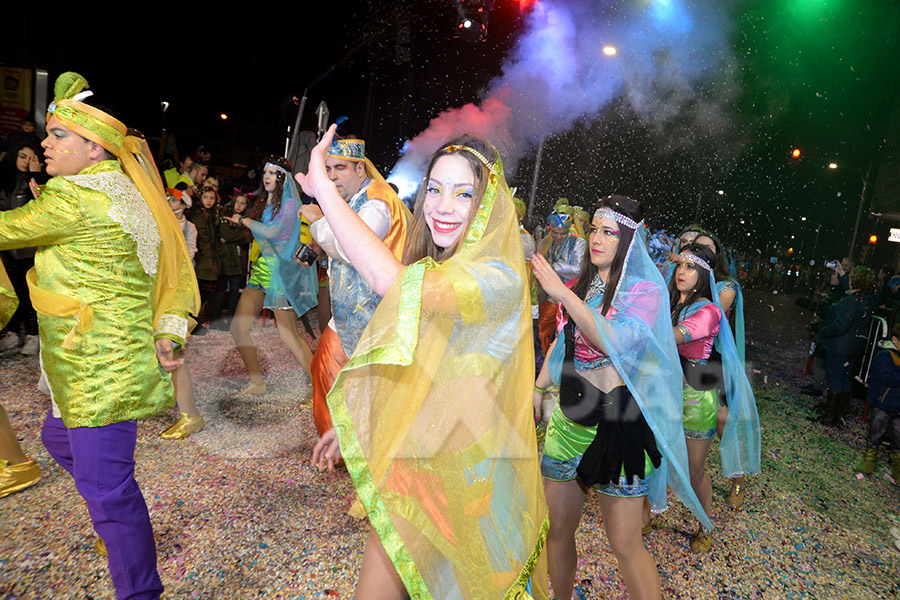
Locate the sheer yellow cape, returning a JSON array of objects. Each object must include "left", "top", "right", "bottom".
[{"left": 327, "top": 155, "right": 548, "bottom": 599}]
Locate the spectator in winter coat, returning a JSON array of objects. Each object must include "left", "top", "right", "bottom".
[
  {"left": 855, "top": 323, "right": 900, "bottom": 482},
  {"left": 814, "top": 266, "right": 877, "bottom": 425}
]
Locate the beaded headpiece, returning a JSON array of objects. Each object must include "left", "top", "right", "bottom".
[
  {"left": 46, "top": 72, "right": 126, "bottom": 157},
  {"left": 263, "top": 155, "right": 292, "bottom": 180},
  {"left": 264, "top": 162, "right": 290, "bottom": 177},
  {"left": 327, "top": 138, "right": 366, "bottom": 162},
  {"left": 594, "top": 208, "right": 640, "bottom": 230},
  {"left": 678, "top": 252, "right": 713, "bottom": 272}
]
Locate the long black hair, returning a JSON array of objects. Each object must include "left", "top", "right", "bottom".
[
  {"left": 669, "top": 243, "right": 717, "bottom": 325},
  {"left": 693, "top": 232, "right": 732, "bottom": 283},
  {"left": 571, "top": 195, "right": 643, "bottom": 317}
]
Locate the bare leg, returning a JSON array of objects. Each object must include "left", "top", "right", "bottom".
[
  {"left": 544, "top": 478, "right": 588, "bottom": 600},
  {"left": 641, "top": 496, "right": 651, "bottom": 530},
  {"left": 272, "top": 309, "right": 313, "bottom": 373},
  {"left": 597, "top": 495, "right": 661, "bottom": 600},
  {"left": 230, "top": 288, "right": 266, "bottom": 386},
  {"left": 355, "top": 528, "right": 407, "bottom": 600},
  {"left": 686, "top": 437, "right": 714, "bottom": 518},
  {"left": 173, "top": 362, "right": 200, "bottom": 419},
  {"left": 716, "top": 405, "right": 728, "bottom": 440},
  {"left": 0, "top": 404, "right": 28, "bottom": 465}
]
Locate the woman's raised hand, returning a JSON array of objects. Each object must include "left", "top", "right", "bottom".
[
  {"left": 532, "top": 253, "right": 570, "bottom": 302},
  {"left": 295, "top": 124, "right": 337, "bottom": 201}
]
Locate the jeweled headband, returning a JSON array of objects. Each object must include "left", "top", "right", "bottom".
[
  {"left": 594, "top": 207, "right": 640, "bottom": 230},
  {"left": 441, "top": 144, "right": 500, "bottom": 179},
  {"left": 327, "top": 138, "right": 366, "bottom": 162},
  {"left": 264, "top": 162, "right": 290, "bottom": 178},
  {"left": 678, "top": 252, "right": 712, "bottom": 272}
]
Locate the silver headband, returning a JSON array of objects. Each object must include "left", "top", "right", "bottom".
[
  {"left": 678, "top": 252, "right": 712, "bottom": 272},
  {"left": 594, "top": 207, "right": 641, "bottom": 230},
  {"left": 264, "top": 162, "right": 289, "bottom": 177}
]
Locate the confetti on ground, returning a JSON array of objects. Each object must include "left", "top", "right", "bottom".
[{"left": 1, "top": 294, "right": 899, "bottom": 599}]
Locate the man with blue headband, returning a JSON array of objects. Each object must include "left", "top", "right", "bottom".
[
  {"left": 536, "top": 200, "right": 585, "bottom": 355},
  {"left": 300, "top": 136, "right": 411, "bottom": 440}
]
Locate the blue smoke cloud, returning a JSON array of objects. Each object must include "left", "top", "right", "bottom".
[{"left": 388, "top": 0, "right": 741, "bottom": 199}]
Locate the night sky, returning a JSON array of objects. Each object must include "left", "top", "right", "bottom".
[{"left": 3, "top": 0, "right": 899, "bottom": 264}]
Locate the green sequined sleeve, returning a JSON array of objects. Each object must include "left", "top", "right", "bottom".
[{"left": 0, "top": 178, "right": 81, "bottom": 249}]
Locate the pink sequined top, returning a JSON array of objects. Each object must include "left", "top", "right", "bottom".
[
  {"left": 556, "top": 279, "right": 659, "bottom": 368},
  {"left": 675, "top": 303, "right": 721, "bottom": 361}
]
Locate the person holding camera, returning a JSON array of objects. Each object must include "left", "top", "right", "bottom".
[
  {"left": 298, "top": 136, "right": 410, "bottom": 438},
  {"left": 813, "top": 266, "right": 877, "bottom": 425}
]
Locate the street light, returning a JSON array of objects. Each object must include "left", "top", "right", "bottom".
[{"left": 530, "top": 39, "right": 618, "bottom": 223}]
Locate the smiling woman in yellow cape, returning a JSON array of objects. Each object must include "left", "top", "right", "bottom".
[{"left": 302, "top": 128, "right": 547, "bottom": 600}]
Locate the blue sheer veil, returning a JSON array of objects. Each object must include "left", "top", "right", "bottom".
[
  {"left": 547, "top": 210, "right": 713, "bottom": 531},
  {"left": 717, "top": 278, "right": 746, "bottom": 365},
  {"left": 708, "top": 268, "right": 761, "bottom": 477},
  {"left": 249, "top": 166, "right": 318, "bottom": 317}
]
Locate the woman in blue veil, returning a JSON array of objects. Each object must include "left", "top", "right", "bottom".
[
  {"left": 224, "top": 156, "right": 318, "bottom": 395},
  {"left": 533, "top": 196, "right": 712, "bottom": 600},
  {"left": 694, "top": 233, "right": 752, "bottom": 509},
  {"left": 669, "top": 243, "right": 760, "bottom": 553}
]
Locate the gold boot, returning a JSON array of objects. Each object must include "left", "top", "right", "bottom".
[
  {"left": 725, "top": 480, "right": 747, "bottom": 509},
  {"left": 0, "top": 458, "right": 42, "bottom": 499},
  {"left": 95, "top": 537, "right": 107, "bottom": 557},
  {"left": 160, "top": 413, "right": 205, "bottom": 440},
  {"left": 690, "top": 528, "right": 713, "bottom": 553}
]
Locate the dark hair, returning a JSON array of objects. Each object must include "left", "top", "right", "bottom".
[
  {"left": 188, "top": 186, "right": 220, "bottom": 223},
  {"left": 571, "top": 195, "right": 643, "bottom": 316},
  {"left": 250, "top": 156, "right": 291, "bottom": 221},
  {"left": 891, "top": 323, "right": 900, "bottom": 340},
  {"left": 693, "top": 233, "right": 732, "bottom": 282},
  {"left": 676, "top": 223, "right": 709, "bottom": 249},
  {"left": 669, "top": 243, "right": 717, "bottom": 325},
  {"left": 850, "top": 266, "right": 876, "bottom": 295},
  {"left": 223, "top": 192, "right": 250, "bottom": 217},
  {"left": 401, "top": 135, "right": 493, "bottom": 265}
]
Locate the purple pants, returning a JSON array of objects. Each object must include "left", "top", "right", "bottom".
[{"left": 41, "top": 410, "right": 163, "bottom": 600}]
